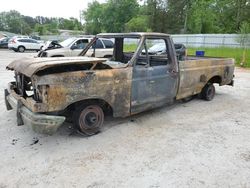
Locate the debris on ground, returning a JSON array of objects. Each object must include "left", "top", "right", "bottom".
[{"left": 30, "top": 137, "right": 39, "bottom": 145}]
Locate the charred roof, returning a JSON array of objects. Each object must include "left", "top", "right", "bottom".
[{"left": 96, "top": 32, "right": 170, "bottom": 38}]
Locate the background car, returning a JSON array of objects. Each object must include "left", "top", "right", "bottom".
[
  {"left": 8, "top": 38, "right": 44, "bottom": 52},
  {"left": 0, "top": 37, "right": 10, "bottom": 48},
  {"left": 30, "top": 35, "right": 41, "bottom": 40},
  {"left": 41, "top": 40, "right": 61, "bottom": 50},
  {"left": 38, "top": 37, "right": 114, "bottom": 58},
  {"left": 146, "top": 43, "right": 187, "bottom": 60},
  {"left": 174, "top": 43, "right": 187, "bottom": 60}
]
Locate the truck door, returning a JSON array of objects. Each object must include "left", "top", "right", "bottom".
[{"left": 131, "top": 37, "right": 179, "bottom": 114}]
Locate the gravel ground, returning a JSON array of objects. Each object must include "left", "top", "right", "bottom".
[{"left": 0, "top": 50, "right": 249, "bottom": 188}]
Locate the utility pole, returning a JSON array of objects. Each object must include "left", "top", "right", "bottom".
[{"left": 79, "top": 10, "right": 82, "bottom": 24}]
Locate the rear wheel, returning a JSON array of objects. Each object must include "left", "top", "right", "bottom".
[
  {"left": 201, "top": 83, "right": 215, "bottom": 101},
  {"left": 18, "top": 46, "right": 25, "bottom": 53},
  {"left": 73, "top": 104, "right": 104, "bottom": 136}
]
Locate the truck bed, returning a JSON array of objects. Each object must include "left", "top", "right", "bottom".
[{"left": 176, "top": 57, "right": 235, "bottom": 100}]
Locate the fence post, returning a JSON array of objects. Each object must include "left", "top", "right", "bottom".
[
  {"left": 203, "top": 35, "right": 206, "bottom": 47},
  {"left": 222, "top": 35, "right": 225, "bottom": 46}
]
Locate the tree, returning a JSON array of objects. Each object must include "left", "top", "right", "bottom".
[
  {"left": 83, "top": 1, "right": 105, "bottom": 34},
  {"left": 34, "top": 23, "right": 47, "bottom": 35},
  {"left": 212, "top": 0, "right": 250, "bottom": 33},
  {"left": 125, "top": 16, "right": 149, "bottom": 32},
  {"left": 102, "top": 0, "right": 139, "bottom": 32},
  {"left": 147, "top": 0, "right": 167, "bottom": 33},
  {"left": 0, "top": 10, "right": 23, "bottom": 34},
  {"left": 83, "top": 0, "right": 139, "bottom": 33},
  {"left": 237, "top": 22, "right": 250, "bottom": 66}
]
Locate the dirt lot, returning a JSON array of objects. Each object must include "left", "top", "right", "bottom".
[{"left": 0, "top": 50, "right": 249, "bottom": 188}]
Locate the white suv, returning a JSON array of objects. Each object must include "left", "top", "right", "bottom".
[
  {"left": 8, "top": 38, "right": 44, "bottom": 52},
  {"left": 38, "top": 37, "right": 114, "bottom": 58}
]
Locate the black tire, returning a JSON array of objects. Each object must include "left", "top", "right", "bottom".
[
  {"left": 73, "top": 104, "right": 104, "bottom": 136},
  {"left": 18, "top": 46, "right": 25, "bottom": 53},
  {"left": 201, "top": 83, "right": 215, "bottom": 101}
]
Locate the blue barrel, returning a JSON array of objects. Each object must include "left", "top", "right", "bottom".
[{"left": 196, "top": 50, "right": 205, "bottom": 57}]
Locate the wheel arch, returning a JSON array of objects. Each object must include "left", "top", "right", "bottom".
[
  {"left": 207, "top": 75, "right": 222, "bottom": 85},
  {"left": 66, "top": 98, "right": 113, "bottom": 116},
  {"left": 18, "top": 45, "right": 25, "bottom": 50}
]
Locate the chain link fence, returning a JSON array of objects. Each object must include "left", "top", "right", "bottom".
[{"left": 172, "top": 34, "right": 244, "bottom": 48}]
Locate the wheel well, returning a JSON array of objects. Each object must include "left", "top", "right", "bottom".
[
  {"left": 208, "top": 76, "right": 222, "bottom": 84},
  {"left": 18, "top": 45, "right": 25, "bottom": 49},
  {"left": 66, "top": 99, "right": 113, "bottom": 116}
]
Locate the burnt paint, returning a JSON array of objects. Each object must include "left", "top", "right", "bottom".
[
  {"left": 176, "top": 58, "right": 235, "bottom": 100},
  {"left": 34, "top": 67, "right": 133, "bottom": 117},
  {"left": 130, "top": 36, "right": 179, "bottom": 114}
]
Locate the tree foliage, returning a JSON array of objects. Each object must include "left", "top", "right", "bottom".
[
  {"left": 83, "top": 0, "right": 250, "bottom": 34},
  {"left": 1, "top": 0, "right": 249, "bottom": 35},
  {"left": 83, "top": 0, "right": 139, "bottom": 34},
  {"left": 0, "top": 10, "right": 83, "bottom": 35}
]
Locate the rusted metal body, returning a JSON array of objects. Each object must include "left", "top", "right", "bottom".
[
  {"left": 5, "top": 33, "right": 235, "bottom": 134},
  {"left": 177, "top": 57, "right": 235, "bottom": 100}
]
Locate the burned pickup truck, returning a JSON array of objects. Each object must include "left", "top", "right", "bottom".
[{"left": 5, "top": 33, "right": 235, "bottom": 135}]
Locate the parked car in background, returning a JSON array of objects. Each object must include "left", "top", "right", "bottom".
[
  {"left": 0, "top": 37, "right": 10, "bottom": 48},
  {"left": 29, "top": 35, "right": 44, "bottom": 44},
  {"left": 8, "top": 38, "right": 44, "bottom": 52},
  {"left": 174, "top": 43, "right": 187, "bottom": 60},
  {"left": 146, "top": 43, "right": 187, "bottom": 60},
  {"left": 37, "top": 37, "right": 114, "bottom": 58},
  {"left": 40, "top": 40, "right": 61, "bottom": 51},
  {"left": 30, "top": 35, "right": 41, "bottom": 40}
]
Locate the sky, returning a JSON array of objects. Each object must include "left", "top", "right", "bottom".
[{"left": 0, "top": 0, "right": 106, "bottom": 20}]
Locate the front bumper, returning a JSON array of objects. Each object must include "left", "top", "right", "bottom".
[{"left": 5, "top": 85, "right": 65, "bottom": 135}]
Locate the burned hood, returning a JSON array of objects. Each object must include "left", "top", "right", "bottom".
[{"left": 6, "top": 57, "right": 108, "bottom": 77}]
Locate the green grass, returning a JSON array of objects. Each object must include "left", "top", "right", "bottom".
[
  {"left": 123, "top": 44, "right": 138, "bottom": 52},
  {"left": 188, "top": 47, "right": 250, "bottom": 67},
  {"left": 123, "top": 44, "right": 250, "bottom": 67}
]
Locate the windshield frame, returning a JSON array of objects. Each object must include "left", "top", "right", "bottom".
[{"left": 78, "top": 36, "right": 143, "bottom": 66}]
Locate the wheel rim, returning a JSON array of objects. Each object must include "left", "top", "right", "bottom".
[
  {"left": 19, "top": 47, "right": 24, "bottom": 52},
  {"left": 85, "top": 112, "right": 98, "bottom": 126},
  {"left": 78, "top": 105, "right": 104, "bottom": 135}
]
